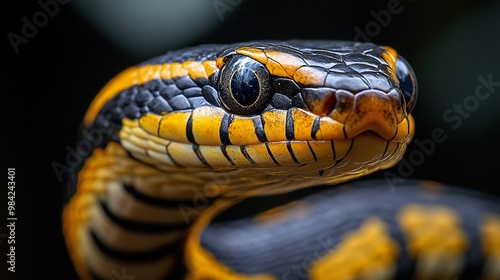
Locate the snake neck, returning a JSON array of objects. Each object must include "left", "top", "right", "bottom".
[{"left": 63, "top": 141, "right": 214, "bottom": 279}]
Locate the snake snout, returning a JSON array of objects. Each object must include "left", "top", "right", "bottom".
[
  {"left": 344, "top": 90, "right": 402, "bottom": 140},
  {"left": 302, "top": 88, "right": 406, "bottom": 140}
]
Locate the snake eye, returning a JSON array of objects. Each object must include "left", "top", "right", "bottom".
[
  {"left": 219, "top": 55, "right": 273, "bottom": 115},
  {"left": 395, "top": 56, "right": 418, "bottom": 113}
]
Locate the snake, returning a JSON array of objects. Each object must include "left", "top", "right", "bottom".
[{"left": 62, "top": 41, "right": 500, "bottom": 280}]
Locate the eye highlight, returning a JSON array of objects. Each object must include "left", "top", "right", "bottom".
[
  {"left": 231, "top": 67, "right": 260, "bottom": 106},
  {"left": 395, "top": 56, "right": 418, "bottom": 113},
  {"left": 219, "top": 55, "right": 273, "bottom": 115}
]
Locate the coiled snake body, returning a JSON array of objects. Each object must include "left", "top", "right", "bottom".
[{"left": 63, "top": 41, "right": 500, "bottom": 279}]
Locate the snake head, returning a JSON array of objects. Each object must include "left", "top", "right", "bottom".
[
  {"left": 85, "top": 41, "right": 418, "bottom": 193},
  {"left": 211, "top": 41, "right": 417, "bottom": 143}
]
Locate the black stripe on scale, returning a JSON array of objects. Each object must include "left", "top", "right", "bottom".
[
  {"left": 122, "top": 184, "right": 199, "bottom": 208},
  {"left": 99, "top": 201, "right": 188, "bottom": 232},
  {"left": 186, "top": 112, "right": 196, "bottom": 144},
  {"left": 388, "top": 142, "right": 400, "bottom": 160},
  {"left": 380, "top": 141, "right": 400, "bottom": 168},
  {"left": 307, "top": 141, "right": 318, "bottom": 161},
  {"left": 240, "top": 145, "right": 257, "bottom": 165},
  {"left": 389, "top": 116, "right": 410, "bottom": 142},
  {"left": 330, "top": 140, "right": 337, "bottom": 161},
  {"left": 286, "top": 109, "right": 295, "bottom": 140},
  {"left": 379, "top": 141, "right": 390, "bottom": 160},
  {"left": 336, "top": 139, "right": 354, "bottom": 163},
  {"left": 221, "top": 145, "right": 237, "bottom": 167},
  {"left": 254, "top": 116, "right": 268, "bottom": 143},
  {"left": 193, "top": 144, "right": 212, "bottom": 168},
  {"left": 220, "top": 113, "right": 233, "bottom": 145},
  {"left": 286, "top": 142, "right": 299, "bottom": 164},
  {"left": 125, "top": 150, "right": 187, "bottom": 178},
  {"left": 311, "top": 117, "right": 321, "bottom": 140},
  {"left": 265, "top": 143, "right": 281, "bottom": 166},
  {"left": 342, "top": 126, "right": 348, "bottom": 139},
  {"left": 165, "top": 142, "right": 183, "bottom": 167},
  {"left": 90, "top": 230, "right": 178, "bottom": 262}
]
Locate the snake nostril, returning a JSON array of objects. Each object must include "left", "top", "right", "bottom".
[
  {"left": 323, "top": 94, "right": 337, "bottom": 116},
  {"left": 301, "top": 88, "right": 337, "bottom": 116}
]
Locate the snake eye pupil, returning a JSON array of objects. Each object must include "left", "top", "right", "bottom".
[
  {"left": 219, "top": 55, "right": 273, "bottom": 115},
  {"left": 395, "top": 56, "right": 418, "bottom": 113},
  {"left": 231, "top": 68, "right": 260, "bottom": 106}
]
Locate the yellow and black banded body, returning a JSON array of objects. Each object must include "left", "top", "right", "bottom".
[
  {"left": 63, "top": 40, "right": 427, "bottom": 279},
  {"left": 189, "top": 180, "right": 500, "bottom": 280}
]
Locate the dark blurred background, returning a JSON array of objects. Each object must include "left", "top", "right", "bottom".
[{"left": 3, "top": 0, "right": 500, "bottom": 279}]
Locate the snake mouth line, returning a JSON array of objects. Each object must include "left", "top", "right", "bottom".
[
  {"left": 132, "top": 105, "right": 413, "bottom": 154},
  {"left": 119, "top": 109, "right": 413, "bottom": 172},
  {"left": 121, "top": 115, "right": 410, "bottom": 171}
]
